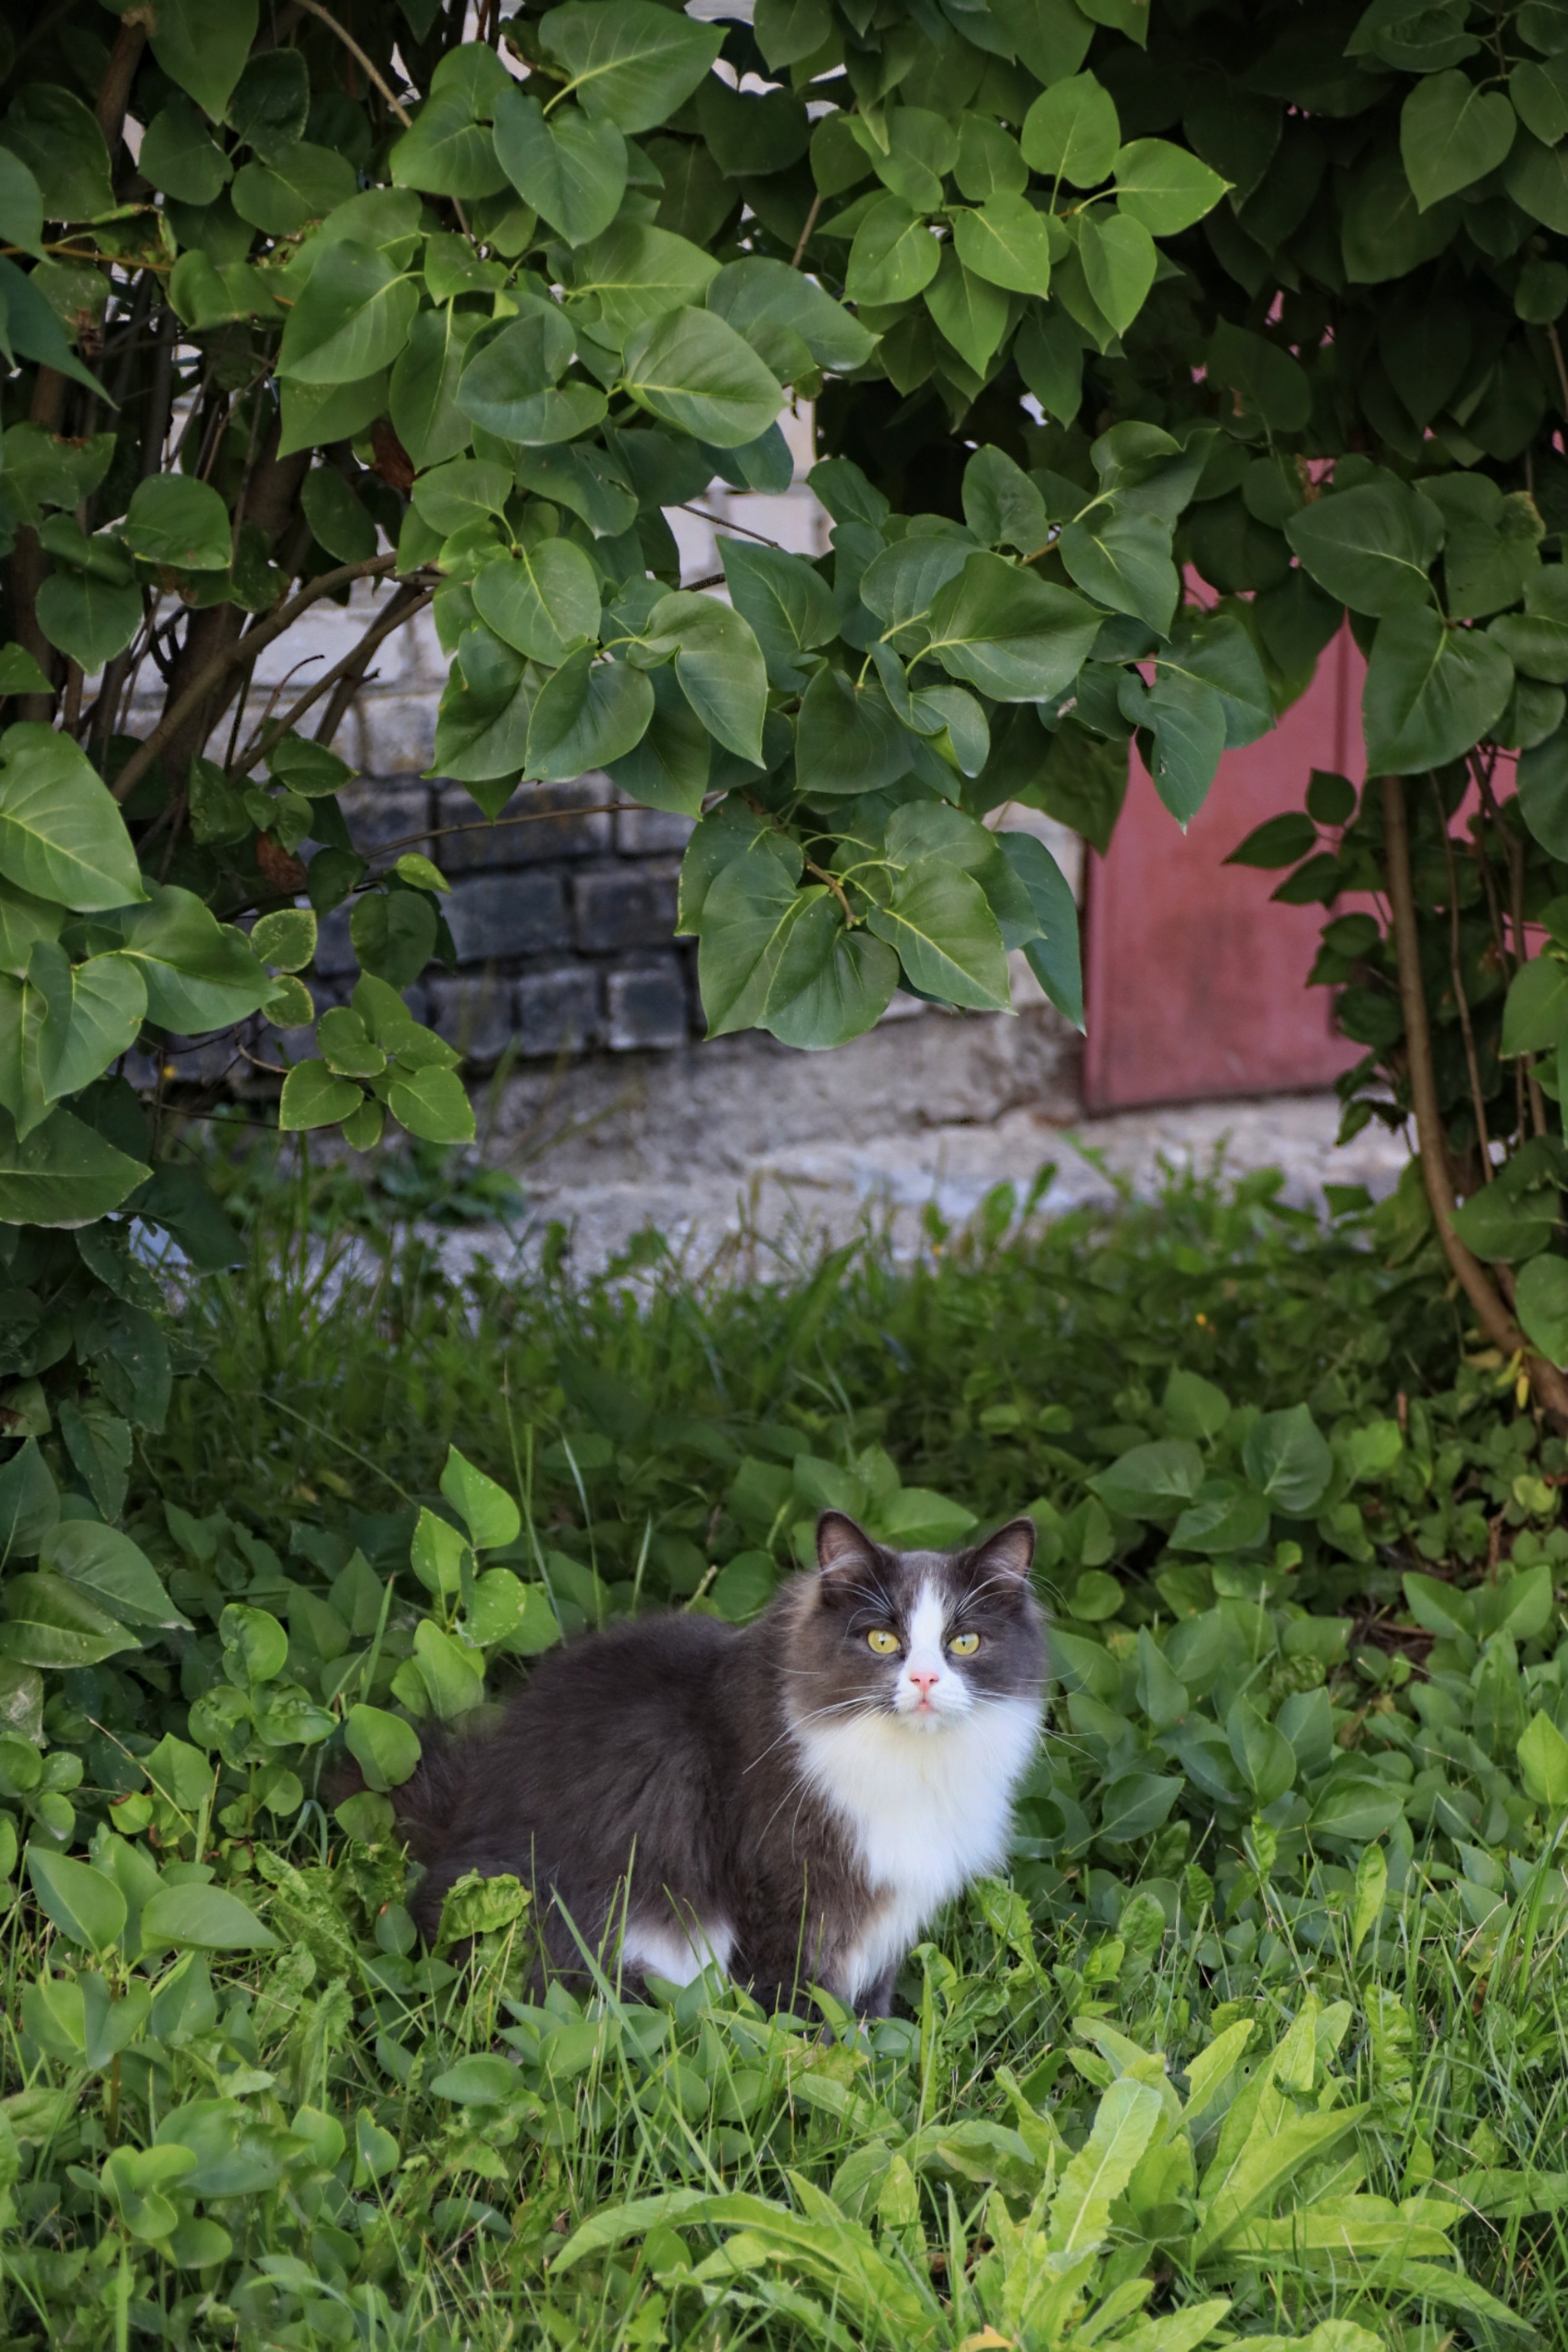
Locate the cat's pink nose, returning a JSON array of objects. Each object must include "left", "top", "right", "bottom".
[{"left": 907, "top": 1668, "right": 940, "bottom": 1697}]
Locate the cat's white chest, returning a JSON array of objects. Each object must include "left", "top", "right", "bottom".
[{"left": 791, "top": 1697, "right": 1040, "bottom": 2002}]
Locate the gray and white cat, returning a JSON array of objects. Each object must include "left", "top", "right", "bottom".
[{"left": 395, "top": 1510, "right": 1047, "bottom": 2016}]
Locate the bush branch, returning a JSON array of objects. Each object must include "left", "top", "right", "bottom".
[{"left": 1383, "top": 774, "right": 1568, "bottom": 1425}]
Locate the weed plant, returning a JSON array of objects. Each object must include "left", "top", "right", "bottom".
[{"left": 1, "top": 1151, "right": 1566, "bottom": 2347}]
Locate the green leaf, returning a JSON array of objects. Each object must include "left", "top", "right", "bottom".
[
  {"left": 719, "top": 538, "right": 837, "bottom": 690},
  {"left": 149, "top": 0, "right": 259, "bottom": 122},
  {"left": 1059, "top": 498, "right": 1178, "bottom": 633},
  {"left": 846, "top": 195, "right": 942, "bottom": 305},
  {"left": 606, "top": 666, "right": 709, "bottom": 815},
  {"left": 1117, "top": 666, "right": 1226, "bottom": 827},
  {"left": 390, "top": 308, "right": 474, "bottom": 472},
  {"left": 926, "top": 553, "right": 1100, "bottom": 702},
  {"left": 0, "top": 1438, "right": 60, "bottom": 1560},
  {"left": 122, "top": 475, "right": 231, "bottom": 571},
  {"left": 0, "top": 726, "right": 143, "bottom": 911},
  {"left": 1400, "top": 70, "right": 1517, "bottom": 209},
  {"left": 250, "top": 909, "right": 317, "bottom": 971},
  {"left": 1518, "top": 1707, "right": 1568, "bottom": 1807},
  {"left": 1363, "top": 606, "right": 1514, "bottom": 773},
  {"left": 302, "top": 467, "right": 376, "bottom": 565},
  {"left": 795, "top": 667, "right": 909, "bottom": 796},
  {"left": 344, "top": 1704, "right": 423, "bottom": 1794},
  {"left": 1021, "top": 74, "right": 1121, "bottom": 188},
  {"left": 387, "top": 1064, "right": 476, "bottom": 1145},
  {"left": 141, "top": 1883, "right": 278, "bottom": 1953},
  {"left": 645, "top": 591, "right": 768, "bottom": 765},
  {"left": 1227, "top": 812, "right": 1318, "bottom": 868},
  {"left": 925, "top": 247, "right": 1008, "bottom": 373},
  {"left": 706, "top": 257, "right": 875, "bottom": 374},
  {"left": 962, "top": 447, "right": 1049, "bottom": 554},
  {"left": 40, "top": 1521, "right": 188, "bottom": 1630},
  {"left": 141, "top": 96, "right": 231, "bottom": 207},
  {"left": 1098, "top": 1772, "right": 1182, "bottom": 1841},
  {"left": 390, "top": 92, "right": 508, "bottom": 200},
  {"left": 1517, "top": 1252, "right": 1568, "bottom": 1366},
  {"left": 1090, "top": 1439, "right": 1203, "bottom": 1517},
  {"left": 1047, "top": 2076, "right": 1163, "bottom": 2253},
  {"left": 0, "top": 645, "right": 51, "bottom": 697},
  {"left": 1242, "top": 1403, "right": 1332, "bottom": 1514},
  {"left": 1169, "top": 1485, "right": 1270, "bottom": 1553},
  {"left": 38, "top": 952, "right": 147, "bottom": 1119},
  {"left": 456, "top": 308, "right": 576, "bottom": 438},
  {"left": 997, "top": 831, "right": 1083, "bottom": 1029},
  {"left": 1207, "top": 319, "right": 1312, "bottom": 435},
  {"left": 695, "top": 841, "right": 813, "bottom": 1036},
  {"left": 1225, "top": 1697, "right": 1297, "bottom": 1805},
  {"left": 527, "top": 648, "right": 654, "bottom": 781},
  {"left": 1521, "top": 727, "right": 1568, "bottom": 857},
  {"left": 0, "top": 86, "right": 113, "bottom": 222},
  {"left": 34, "top": 572, "right": 140, "bottom": 675},
  {"left": 441, "top": 1445, "right": 521, "bottom": 1551},
  {"left": 430, "top": 2054, "right": 522, "bottom": 2103},
  {"left": 1450, "top": 1181, "right": 1556, "bottom": 1261},
  {"left": 1307, "top": 1775, "right": 1406, "bottom": 1841},
  {"left": 538, "top": 1, "right": 723, "bottom": 134},
  {"left": 621, "top": 306, "right": 785, "bottom": 448},
  {"left": 277, "top": 242, "right": 420, "bottom": 387},
  {"left": 352, "top": 892, "right": 439, "bottom": 988},
  {"left": 762, "top": 904, "right": 900, "bottom": 1050},
  {"left": 0, "top": 1103, "right": 148, "bottom": 1227},
  {"left": 572, "top": 220, "right": 717, "bottom": 332},
  {"left": 403, "top": 1619, "right": 486, "bottom": 1720},
  {"left": 1285, "top": 480, "right": 1444, "bottom": 616},
  {"left": 231, "top": 140, "right": 357, "bottom": 236},
  {"left": 474, "top": 541, "right": 600, "bottom": 665},
  {"left": 867, "top": 858, "right": 1011, "bottom": 1011},
  {"left": 26, "top": 1848, "right": 126, "bottom": 1953},
  {"left": 112, "top": 884, "right": 273, "bottom": 1032},
  {"left": 0, "top": 1570, "right": 139, "bottom": 1666},
  {"left": 1114, "top": 137, "right": 1228, "bottom": 232},
  {"left": 1078, "top": 211, "right": 1157, "bottom": 336},
  {"left": 279, "top": 1060, "right": 364, "bottom": 1132},
  {"left": 0, "top": 149, "right": 44, "bottom": 260},
  {"left": 1505, "top": 128, "right": 1568, "bottom": 233},
  {"left": 950, "top": 194, "right": 1056, "bottom": 296},
  {"left": 493, "top": 90, "right": 626, "bottom": 245}
]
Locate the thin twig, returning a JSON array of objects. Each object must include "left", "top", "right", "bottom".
[
  {"left": 677, "top": 504, "right": 790, "bottom": 550},
  {"left": 1383, "top": 774, "right": 1568, "bottom": 1425},
  {"left": 292, "top": 0, "right": 413, "bottom": 125},
  {"left": 805, "top": 856, "right": 856, "bottom": 926},
  {"left": 1473, "top": 752, "right": 1547, "bottom": 1137},
  {"left": 791, "top": 191, "right": 823, "bottom": 270},
  {"left": 110, "top": 553, "right": 400, "bottom": 803},
  {"left": 1434, "top": 778, "right": 1492, "bottom": 1179},
  {"left": 237, "top": 583, "right": 434, "bottom": 775}
]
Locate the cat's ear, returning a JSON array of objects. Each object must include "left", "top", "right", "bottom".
[
  {"left": 966, "top": 1518, "right": 1036, "bottom": 1586},
  {"left": 816, "top": 1512, "right": 880, "bottom": 1579}
]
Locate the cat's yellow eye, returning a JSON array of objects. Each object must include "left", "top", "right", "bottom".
[
  {"left": 949, "top": 1632, "right": 981, "bottom": 1657},
  {"left": 866, "top": 1628, "right": 900, "bottom": 1655}
]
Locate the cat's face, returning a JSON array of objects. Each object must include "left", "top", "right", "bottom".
[{"left": 782, "top": 1513, "right": 1047, "bottom": 1737}]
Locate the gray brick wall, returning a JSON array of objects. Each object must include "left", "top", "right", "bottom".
[{"left": 335, "top": 769, "right": 699, "bottom": 1064}]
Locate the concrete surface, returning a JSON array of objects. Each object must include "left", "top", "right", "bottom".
[{"left": 429, "top": 1088, "right": 1411, "bottom": 1286}]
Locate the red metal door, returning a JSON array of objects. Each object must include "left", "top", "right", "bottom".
[{"left": 1082, "top": 631, "right": 1364, "bottom": 1112}]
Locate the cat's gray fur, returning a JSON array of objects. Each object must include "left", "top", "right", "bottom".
[{"left": 394, "top": 1511, "right": 1046, "bottom": 2015}]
